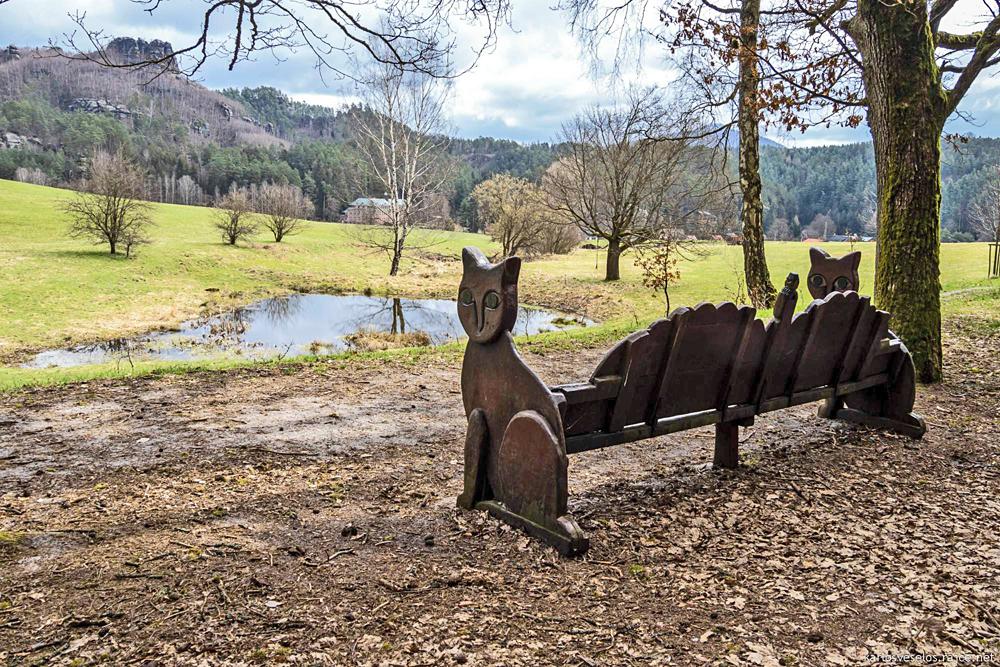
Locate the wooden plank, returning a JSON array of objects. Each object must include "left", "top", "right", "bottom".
[
  {"left": 653, "top": 409, "right": 721, "bottom": 435},
  {"left": 565, "top": 373, "right": 893, "bottom": 455},
  {"left": 758, "top": 386, "right": 834, "bottom": 413},
  {"left": 645, "top": 311, "right": 689, "bottom": 424},
  {"left": 835, "top": 373, "right": 889, "bottom": 396},
  {"left": 750, "top": 277, "right": 800, "bottom": 411},
  {"left": 782, "top": 307, "right": 819, "bottom": 398},
  {"left": 565, "top": 424, "right": 654, "bottom": 454},
  {"left": 476, "top": 500, "right": 589, "bottom": 556},
  {"left": 552, "top": 376, "right": 622, "bottom": 405},
  {"left": 837, "top": 299, "right": 876, "bottom": 383},
  {"left": 716, "top": 307, "right": 758, "bottom": 411},
  {"left": 857, "top": 311, "right": 891, "bottom": 376},
  {"left": 834, "top": 408, "right": 927, "bottom": 439},
  {"left": 606, "top": 320, "right": 677, "bottom": 431},
  {"left": 827, "top": 296, "right": 868, "bottom": 388},
  {"left": 713, "top": 423, "right": 739, "bottom": 469}
]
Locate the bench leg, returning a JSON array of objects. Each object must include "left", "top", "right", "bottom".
[
  {"left": 818, "top": 396, "right": 844, "bottom": 419},
  {"left": 713, "top": 422, "right": 740, "bottom": 469}
]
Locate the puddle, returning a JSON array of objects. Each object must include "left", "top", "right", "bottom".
[{"left": 23, "top": 294, "right": 589, "bottom": 368}]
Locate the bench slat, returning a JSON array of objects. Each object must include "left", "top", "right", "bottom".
[{"left": 564, "top": 372, "right": 892, "bottom": 455}]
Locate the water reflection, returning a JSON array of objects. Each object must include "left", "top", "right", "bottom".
[{"left": 23, "top": 294, "right": 589, "bottom": 368}]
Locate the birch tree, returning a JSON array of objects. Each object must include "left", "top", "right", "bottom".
[{"left": 352, "top": 58, "right": 453, "bottom": 276}]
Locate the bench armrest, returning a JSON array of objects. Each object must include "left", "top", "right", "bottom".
[{"left": 551, "top": 375, "right": 622, "bottom": 405}]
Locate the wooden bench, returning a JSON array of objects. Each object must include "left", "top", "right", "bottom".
[{"left": 455, "top": 247, "right": 925, "bottom": 555}]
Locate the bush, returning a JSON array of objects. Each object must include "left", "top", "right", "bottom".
[{"left": 214, "top": 187, "right": 259, "bottom": 245}]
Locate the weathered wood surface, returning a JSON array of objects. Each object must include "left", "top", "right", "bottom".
[{"left": 458, "top": 248, "right": 926, "bottom": 555}]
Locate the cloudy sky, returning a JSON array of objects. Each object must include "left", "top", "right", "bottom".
[{"left": 2, "top": 0, "right": 999, "bottom": 145}]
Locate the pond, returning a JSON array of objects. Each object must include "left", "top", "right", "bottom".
[{"left": 23, "top": 294, "right": 589, "bottom": 369}]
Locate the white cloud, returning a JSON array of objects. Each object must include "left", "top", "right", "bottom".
[{"left": 3, "top": 0, "right": 1000, "bottom": 143}]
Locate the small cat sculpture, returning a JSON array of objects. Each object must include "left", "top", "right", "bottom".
[{"left": 807, "top": 247, "right": 861, "bottom": 299}]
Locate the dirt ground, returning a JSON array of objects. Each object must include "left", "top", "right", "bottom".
[{"left": 1, "top": 320, "right": 998, "bottom": 666}]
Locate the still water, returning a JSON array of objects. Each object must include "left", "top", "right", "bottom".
[{"left": 24, "top": 294, "right": 587, "bottom": 368}]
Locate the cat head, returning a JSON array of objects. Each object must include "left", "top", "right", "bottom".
[
  {"left": 807, "top": 247, "right": 861, "bottom": 299},
  {"left": 457, "top": 247, "right": 521, "bottom": 344}
]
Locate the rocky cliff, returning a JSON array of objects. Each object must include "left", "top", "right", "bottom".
[{"left": 106, "top": 37, "right": 178, "bottom": 71}]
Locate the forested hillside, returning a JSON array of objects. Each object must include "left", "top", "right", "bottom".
[
  {"left": 1, "top": 41, "right": 999, "bottom": 237},
  {"left": 760, "top": 140, "right": 1000, "bottom": 240}
]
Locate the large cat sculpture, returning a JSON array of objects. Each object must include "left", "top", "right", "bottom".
[
  {"left": 455, "top": 247, "right": 587, "bottom": 554},
  {"left": 455, "top": 246, "right": 922, "bottom": 554}
]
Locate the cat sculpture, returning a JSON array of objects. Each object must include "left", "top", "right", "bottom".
[
  {"left": 807, "top": 247, "right": 861, "bottom": 299},
  {"left": 455, "top": 247, "right": 587, "bottom": 554}
]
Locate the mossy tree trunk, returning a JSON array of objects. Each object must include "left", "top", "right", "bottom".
[
  {"left": 738, "top": 0, "right": 776, "bottom": 309},
  {"left": 846, "top": 0, "right": 945, "bottom": 382}
]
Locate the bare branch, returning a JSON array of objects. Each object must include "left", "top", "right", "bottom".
[
  {"left": 944, "top": 13, "right": 1000, "bottom": 115},
  {"left": 36, "top": 0, "right": 512, "bottom": 80}
]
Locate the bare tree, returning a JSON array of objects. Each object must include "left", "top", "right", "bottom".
[
  {"left": 50, "top": 0, "right": 511, "bottom": 80},
  {"left": 214, "top": 187, "right": 259, "bottom": 246},
  {"left": 557, "top": 0, "right": 796, "bottom": 306},
  {"left": 352, "top": 55, "right": 453, "bottom": 275},
  {"left": 542, "top": 87, "right": 710, "bottom": 281},
  {"left": 257, "top": 182, "right": 310, "bottom": 242},
  {"left": 471, "top": 174, "right": 544, "bottom": 257},
  {"left": 177, "top": 174, "right": 203, "bottom": 206},
  {"left": 536, "top": 213, "right": 582, "bottom": 255},
  {"left": 14, "top": 167, "right": 48, "bottom": 186},
  {"left": 473, "top": 174, "right": 580, "bottom": 258},
  {"left": 971, "top": 168, "right": 1000, "bottom": 243},
  {"left": 768, "top": 218, "right": 794, "bottom": 242},
  {"left": 64, "top": 150, "right": 154, "bottom": 257}
]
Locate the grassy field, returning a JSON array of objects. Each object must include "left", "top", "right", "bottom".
[{"left": 1, "top": 178, "right": 997, "bottom": 389}]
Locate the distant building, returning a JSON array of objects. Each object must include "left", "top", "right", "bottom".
[{"left": 344, "top": 197, "right": 404, "bottom": 225}]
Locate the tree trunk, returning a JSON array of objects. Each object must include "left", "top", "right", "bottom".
[
  {"left": 392, "top": 298, "right": 406, "bottom": 333},
  {"left": 109, "top": 240, "right": 117, "bottom": 255},
  {"left": 738, "top": 0, "right": 776, "bottom": 309},
  {"left": 605, "top": 237, "right": 622, "bottom": 281},
  {"left": 389, "top": 242, "right": 402, "bottom": 276},
  {"left": 847, "top": 0, "right": 945, "bottom": 383}
]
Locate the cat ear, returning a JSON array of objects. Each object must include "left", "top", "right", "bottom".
[
  {"left": 844, "top": 251, "right": 861, "bottom": 272},
  {"left": 502, "top": 256, "right": 521, "bottom": 285},
  {"left": 810, "top": 247, "right": 830, "bottom": 262},
  {"left": 462, "top": 246, "right": 487, "bottom": 272}
]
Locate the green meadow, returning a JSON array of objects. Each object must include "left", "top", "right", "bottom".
[{"left": 1, "top": 178, "right": 997, "bottom": 390}]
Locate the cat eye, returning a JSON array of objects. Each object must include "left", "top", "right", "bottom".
[
  {"left": 483, "top": 291, "right": 501, "bottom": 310},
  {"left": 459, "top": 289, "right": 474, "bottom": 306},
  {"left": 833, "top": 276, "right": 851, "bottom": 291},
  {"left": 809, "top": 274, "right": 826, "bottom": 288}
]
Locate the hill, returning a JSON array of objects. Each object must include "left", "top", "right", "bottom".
[
  {"left": 759, "top": 139, "right": 1000, "bottom": 240},
  {"left": 2, "top": 42, "right": 1000, "bottom": 237}
]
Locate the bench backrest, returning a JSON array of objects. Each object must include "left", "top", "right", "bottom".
[{"left": 561, "top": 273, "right": 894, "bottom": 437}]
